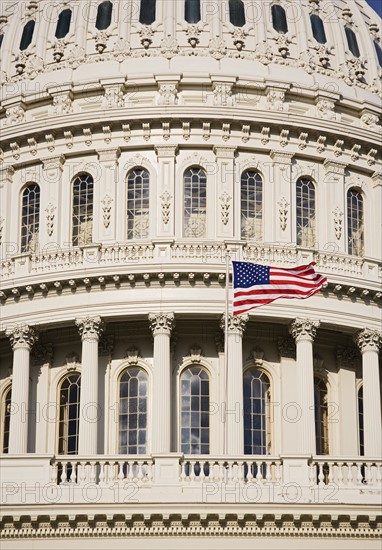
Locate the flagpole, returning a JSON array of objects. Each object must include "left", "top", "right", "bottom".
[{"left": 223, "top": 253, "right": 230, "bottom": 455}]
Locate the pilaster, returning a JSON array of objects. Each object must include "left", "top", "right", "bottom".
[
  {"left": 97, "top": 148, "right": 121, "bottom": 243},
  {"left": 214, "top": 146, "right": 236, "bottom": 240},
  {"left": 155, "top": 146, "right": 178, "bottom": 238},
  {"left": 270, "top": 151, "right": 294, "bottom": 244}
]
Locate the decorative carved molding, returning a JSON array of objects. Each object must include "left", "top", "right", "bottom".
[
  {"left": 50, "top": 92, "right": 73, "bottom": 116},
  {"left": 102, "top": 85, "right": 125, "bottom": 108},
  {"left": 157, "top": 82, "right": 178, "bottom": 105},
  {"left": 289, "top": 319, "right": 320, "bottom": 342},
  {"left": 124, "top": 345, "right": 141, "bottom": 364},
  {"left": 332, "top": 207, "right": 343, "bottom": 240},
  {"left": 160, "top": 191, "right": 172, "bottom": 225},
  {"left": 75, "top": 317, "right": 104, "bottom": 342},
  {"left": 278, "top": 197, "right": 289, "bottom": 231},
  {"left": 251, "top": 346, "right": 264, "bottom": 366},
  {"left": 65, "top": 351, "right": 80, "bottom": 370},
  {"left": 45, "top": 203, "right": 56, "bottom": 236},
  {"left": 354, "top": 329, "right": 382, "bottom": 353},
  {"left": 220, "top": 313, "right": 249, "bottom": 336},
  {"left": 212, "top": 82, "right": 234, "bottom": 106},
  {"left": 101, "top": 195, "right": 113, "bottom": 229},
  {"left": 188, "top": 344, "right": 203, "bottom": 363},
  {"left": 32, "top": 343, "right": 53, "bottom": 365},
  {"left": 0, "top": 216, "right": 4, "bottom": 245},
  {"left": 219, "top": 192, "right": 231, "bottom": 225},
  {"left": 148, "top": 312, "right": 175, "bottom": 336},
  {"left": 278, "top": 337, "right": 296, "bottom": 359},
  {"left": 5, "top": 324, "right": 38, "bottom": 350}
]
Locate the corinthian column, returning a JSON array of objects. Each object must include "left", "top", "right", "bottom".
[
  {"left": 6, "top": 324, "right": 38, "bottom": 454},
  {"left": 149, "top": 313, "right": 175, "bottom": 453},
  {"left": 355, "top": 329, "right": 382, "bottom": 457},
  {"left": 76, "top": 317, "right": 104, "bottom": 455},
  {"left": 290, "top": 318, "right": 320, "bottom": 455},
  {"left": 221, "top": 313, "right": 249, "bottom": 455}
]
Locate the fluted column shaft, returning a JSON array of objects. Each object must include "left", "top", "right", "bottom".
[
  {"left": 149, "top": 313, "right": 175, "bottom": 453},
  {"left": 355, "top": 329, "right": 382, "bottom": 457},
  {"left": 76, "top": 317, "right": 104, "bottom": 455},
  {"left": 290, "top": 319, "right": 320, "bottom": 455},
  {"left": 6, "top": 325, "right": 38, "bottom": 454},
  {"left": 221, "top": 314, "right": 248, "bottom": 455}
]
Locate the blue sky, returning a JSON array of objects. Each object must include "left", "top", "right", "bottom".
[{"left": 367, "top": 0, "right": 382, "bottom": 17}]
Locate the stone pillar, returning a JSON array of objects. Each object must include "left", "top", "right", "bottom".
[
  {"left": 221, "top": 313, "right": 248, "bottom": 455},
  {"left": 32, "top": 343, "right": 54, "bottom": 454},
  {"left": 355, "top": 329, "right": 382, "bottom": 457},
  {"left": 149, "top": 313, "right": 175, "bottom": 453},
  {"left": 290, "top": 319, "right": 320, "bottom": 455},
  {"left": 336, "top": 346, "right": 359, "bottom": 456},
  {"left": 76, "top": 317, "right": 104, "bottom": 455},
  {"left": 6, "top": 324, "right": 38, "bottom": 454},
  {"left": 278, "top": 337, "right": 298, "bottom": 455},
  {"left": 155, "top": 145, "right": 178, "bottom": 238}
]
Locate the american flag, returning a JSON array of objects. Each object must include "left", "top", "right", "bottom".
[{"left": 232, "top": 261, "right": 327, "bottom": 315}]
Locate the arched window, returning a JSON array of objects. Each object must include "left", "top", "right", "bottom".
[
  {"left": 243, "top": 369, "right": 271, "bottom": 455},
  {"left": 180, "top": 367, "right": 209, "bottom": 454},
  {"left": 72, "top": 173, "right": 94, "bottom": 246},
  {"left": 58, "top": 374, "right": 81, "bottom": 455},
  {"left": 1, "top": 387, "right": 12, "bottom": 454},
  {"left": 345, "top": 26, "right": 360, "bottom": 57},
  {"left": 184, "top": 167, "right": 207, "bottom": 238},
  {"left": 296, "top": 178, "right": 316, "bottom": 247},
  {"left": 241, "top": 171, "right": 263, "bottom": 241},
  {"left": 21, "top": 183, "right": 40, "bottom": 253},
  {"left": 127, "top": 168, "right": 150, "bottom": 240},
  {"left": 271, "top": 4, "right": 288, "bottom": 34},
  {"left": 139, "top": 0, "right": 156, "bottom": 25},
  {"left": 119, "top": 368, "right": 148, "bottom": 454},
  {"left": 310, "top": 14, "right": 326, "bottom": 44},
  {"left": 347, "top": 188, "right": 364, "bottom": 256},
  {"left": 96, "top": 1, "right": 113, "bottom": 31},
  {"left": 20, "top": 20, "right": 35, "bottom": 50},
  {"left": 374, "top": 41, "right": 382, "bottom": 68},
  {"left": 229, "top": 0, "right": 246, "bottom": 27},
  {"left": 185, "top": 0, "right": 201, "bottom": 23},
  {"left": 314, "top": 377, "right": 329, "bottom": 455},
  {"left": 358, "top": 386, "right": 364, "bottom": 456},
  {"left": 55, "top": 9, "right": 72, "bottom": 39}
]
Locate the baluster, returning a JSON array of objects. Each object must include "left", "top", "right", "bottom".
[
  {"left": 99, "top": 461, "right": 105, "bottom": 486},
  {"left": 70, "top": 462, "right": 77, "bottom": 483},
  {"left": 137, "top": 461, "right": 144, "bottom": 482},
  {"left": 128, "top": 461, "right": 134, "bottom": 482},
  {"left": 238, "top": 461, "right": 245, "bottom": 483},
  {"left": 190, "top": 461, "right": 196, "bottom": 482},
  {"left": 328, "top": 462, "right": 334, "bottom": 484},
  {"left": 79, "top": 461, "right": 87, "bottom": 484},
  {"left": 276, "top": 461, "right": 282, "bottom": 484},
  {"left": 219, "top": 461, "right": 225, "bottom": 483},
  {"left": 346, "top": 462, "right": 353, "bottom": 486},
  {"left": 117, "top": 462, "right": 124, "bottom": 482},
  {"left": 180, "top": 461, "right": 187, "bottom": 482},
  {"left": 336, "top": 462, "right": 343, "bottom": 487},
  {"left": 266, "top": 461, "right": 272, "bottom": 482},
  {"left": 365, "top": 462, "right": 372, "bottom": 485},
  {"left": 50, "top": 462, "right": 58, "bottom": 484},
  {"left": 356, "top": 462, "right": 363, "bottom": 485},
  {"left": 90, "top": 461, "right": 96, "bottom": 483},
  {"left": 256, "top": 461, "right": 263, "bottom": 483},
  {"left": 227, "top": 461, "right": 234, "bottom": 483},
  {"left": 246, "top": 462, "right": 253, "bottom": 483},
  {"left": 199, "top": 462, "right": 205, "bottom": 482},
  {"left": 147, "top": 461, "right": 153, "bottom": 482},
  {"left": 309, "top": 462, "right": 316, "bottom": 486},
  {"left": 60, "top": 462, "right": 67, "bottom": 484},
  {"left": 376, "top": 464, "right": 382, "bottom": 487},
  {"left": 318, "top": 464, "right": 325, "bottom": 487}
]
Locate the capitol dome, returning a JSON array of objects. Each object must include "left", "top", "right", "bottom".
[{"left": 0, "top": 1, "right": 381, "bottom": 548}]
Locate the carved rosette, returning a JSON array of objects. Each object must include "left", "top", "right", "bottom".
[
  {"left": 6, "top": 324, "right": 38, "bottom": 350},
  {"left": 289, "top": 319, "right": 320, "bottom": 342},
  {"left": 278, "top": 337, "right": 296, "bottom": 360},
  {"left": 149, "top": 313, "right": 175, "bottom": 336},
  {"left": 220, "top": 313, "right": 249, "bottom": 336},
  {"left": 75, "top": 316, "right": 104, "bottom": 342},
  {"left": 354, "top": 329, "right": 382, "bottom": 353},
  {"left": 32, "top": 343, "right": 54, "bottom": 365}
]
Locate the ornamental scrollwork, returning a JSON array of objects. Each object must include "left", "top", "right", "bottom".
[
  {"left": 219, "top": 192, "right": 231, "bottom": 226},
  {"left": 289, "top": 319, "right": 320, "bottom": 342},
  {"left": 278, "top": 197, "right": 289, "bottom": 231},
  {"left": 75, "top": 316, "right": 105, "bottom": 342},
  {"left": 101, "top": 195, "right": 113, "bottom": 228},
  {"left": 160, "top": 191, "right": 172, "bottom": 225},
  {"left": 45, "top": 203, "right": 56, "bottom": 236},
  {"left": 332, "top": 207, "right": 343, "bottom": 240},
  {"left": 148, "top": 313, "right": 175, "bottom": 336},
  {"left": 354, "top": 329, "right": 382, "bottom": 353},
  {"left": 6, "top": 324, "right": 39, "bottom": 350}
]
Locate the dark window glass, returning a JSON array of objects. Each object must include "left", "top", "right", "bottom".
[
  {"left": 374, "top": 41, "right": 382, "bottom": 68},
  {"left": 96, "top": 1, "right": 113, "bottom": 30},
  {"left": 241, "top": 171, "right": 263, "bottom": 241},
  {"left": 296, "top": 178, "right": 316, "bottom": 247},
  {"left": 119, "top": 368, "right": 148, "bottom": 454},
  {"left": 345, "top": 26, "right": 360, "bottom": 57},
  {"left": 310, "top": 14, "right": 327, "bottom": 44},
  {"left": 58, "top": 374, "right": 81, "bottom": 455},
  {"left": 127, "top": 168, "right": 150, "bottom": 240},
  {"left": 185, "top": 0, "right": 201, "bottom": 23},
  {"left": 180, "top": 367, "right": 209, "bottom": 454},
  {"left": 139, "top": 0, "right": 156, "bottom": 25},
  {"left": 229, "top": 0, "right": 246, "bottom": 27},
  {"left": 20, "top": 20, "right": 35, "bottom": 50},
  {"left": 347, "top": 188, "right": 364, "bottom": 256},
  {"left": 21, "top": 183, "right": 40, "bottom": 253},
  {"left": 243, "top": 369, "right": 271, "bottom": 455},
  {"left": 72, "top": 173, "right": 94, "bottom": 246},
  {"left": 271, "top": 4, "right": 288, "bottom": 34},
  {"left": 55, "top": 9, "right": 72, "bottom": 39},
  {"left": 358, "top": 387, "right": 364, "bottom": 456},
  {"left": 183, "top": 167, "right": 207, "bottom": 238},
  {"left": 2, "top": 387, "right": 12, "bottom": 454},
  {"left": 314, "top": 378, "right": 329, "bottom": 455},
  {"left": 0, "top": 34, "right": 4, "bottom": 49}
]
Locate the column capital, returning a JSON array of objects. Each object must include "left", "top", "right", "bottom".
[
  {"left": 149, "top": 312, "right": 175, "bottom": 336},
  {"left": 6, "top": 324, "right": 38, "bottom": 350},
  {"left": 75, "top": 316, "right": 104, "bottom": 342},
  {"left": 289, "top": 318, "right": 320, "bottom": 343},
  {"left": 354, "top": 329, "right": 382, "bottom": 353},
  {"left": 220, "top": 313, "right": 249, "bottom": 336}
]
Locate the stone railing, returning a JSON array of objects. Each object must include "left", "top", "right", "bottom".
[
  {"left": 310, "top": 457, "right": 382, "bottom": 487},
  {"left": 0, "top": 242, "right": 380, "bottom": 288},
  {"left": 180, "top": 456, "right": 282, "bottom": 484}
]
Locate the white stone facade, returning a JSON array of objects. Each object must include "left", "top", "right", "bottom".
[{"left": 0, "top": 0, "right": 381, "bottom": 547}]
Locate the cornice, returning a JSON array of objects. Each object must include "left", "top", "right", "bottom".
[{"left": 0, "top": 512, "right": 380, "bottom": 539}]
